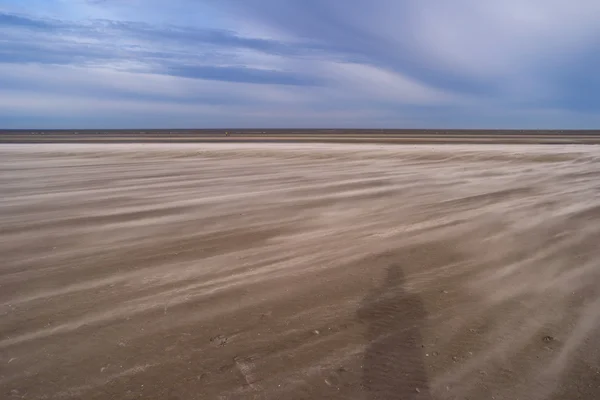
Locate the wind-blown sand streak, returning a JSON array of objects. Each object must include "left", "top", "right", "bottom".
[{"left": 2, "top": 143, "right": 600, "bottom": 399}]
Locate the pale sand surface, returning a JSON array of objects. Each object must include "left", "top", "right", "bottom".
[{"left": 2, "top": 143, "right": 600, "bottom": 399}]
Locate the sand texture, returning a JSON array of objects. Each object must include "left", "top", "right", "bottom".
[{"left": 2, "top": 143, "right": 600, "bottom": 399}]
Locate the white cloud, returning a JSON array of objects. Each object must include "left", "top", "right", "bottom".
[
  {"left": 2, "top": 0, "right": 600, "bottom": 127},
  {"left": 322, "top": 62, "right": 466, "bottom": 105},
  {"left": 0, "top": 90, "right": 223, "bottom": 115}
]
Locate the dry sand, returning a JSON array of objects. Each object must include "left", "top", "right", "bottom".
[{"left": 2, "top": 143, "right": 600, "bottom": 399}]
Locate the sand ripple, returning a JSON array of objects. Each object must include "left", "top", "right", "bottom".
[{"left": 2, "top": 143, "right": 600, "bottom": 399}]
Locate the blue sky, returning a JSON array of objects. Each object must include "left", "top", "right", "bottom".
[{"left": 1, "top": 0, "right": 600, "bottom": 129}]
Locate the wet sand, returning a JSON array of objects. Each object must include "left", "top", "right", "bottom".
[
  {"left": 2, "top": 143, "right": 600, "bottom": 399},
  {"left": 3, "top": 130, "right": 600, "bottom": 145},
  {"left": 3, "top": 133, "right": 600, "bottom": 145}
]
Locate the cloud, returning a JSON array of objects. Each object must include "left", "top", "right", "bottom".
[
  {"left": 165, "top": 65, "right": 321, "bottom": 85},
  {"left": 0, "top": 12, "right": 325, "bottom": 59},
  {"left": 0, "top": 11, "right": 58, "bottom": 29},
  {"left": 0, "top": 11, "right": 334, "bottom": 85},
  {"left": 219, "top": 0, "right": 600, "bottom": 98},
  {"left": 1, "top": 1, "right": 599, "bottom": 128}
]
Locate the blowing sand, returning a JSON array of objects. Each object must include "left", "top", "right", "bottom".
[{"left": 2, "top": 143, "right": 600, "bottom": 399}]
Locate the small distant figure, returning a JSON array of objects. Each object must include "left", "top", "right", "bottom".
[{"left": 225, "top": 131, "right": 229, "bottom": 136}]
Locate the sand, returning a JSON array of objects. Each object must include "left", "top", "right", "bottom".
[
  {"left": 2, "top": 143, "right": 600, "bottom": 399},
  {"left": 3, "top": 132, "right": 600, "bottom": 144}
]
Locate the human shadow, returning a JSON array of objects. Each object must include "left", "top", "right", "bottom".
[{"left": 357, "top": 253, "right": 431, "bottom": 399}]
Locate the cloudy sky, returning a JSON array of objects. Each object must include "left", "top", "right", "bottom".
[{"left": 1, "top": 0, "right": 599, "bottom": 129}]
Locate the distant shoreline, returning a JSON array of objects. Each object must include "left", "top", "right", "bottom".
[
  {"left": 2, "top": 130, "right": 600, "bottom": 144},
  {"left": 2, "top": 129, "right": 599, "bottom": 135}
]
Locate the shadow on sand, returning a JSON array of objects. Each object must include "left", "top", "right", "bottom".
[{"left": 357, "top": 253, "right": 431, "bottom": 399}]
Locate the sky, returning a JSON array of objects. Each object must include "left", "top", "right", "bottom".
[{"left": 1, "top": 0, "right": 599, "bottom": 129}]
